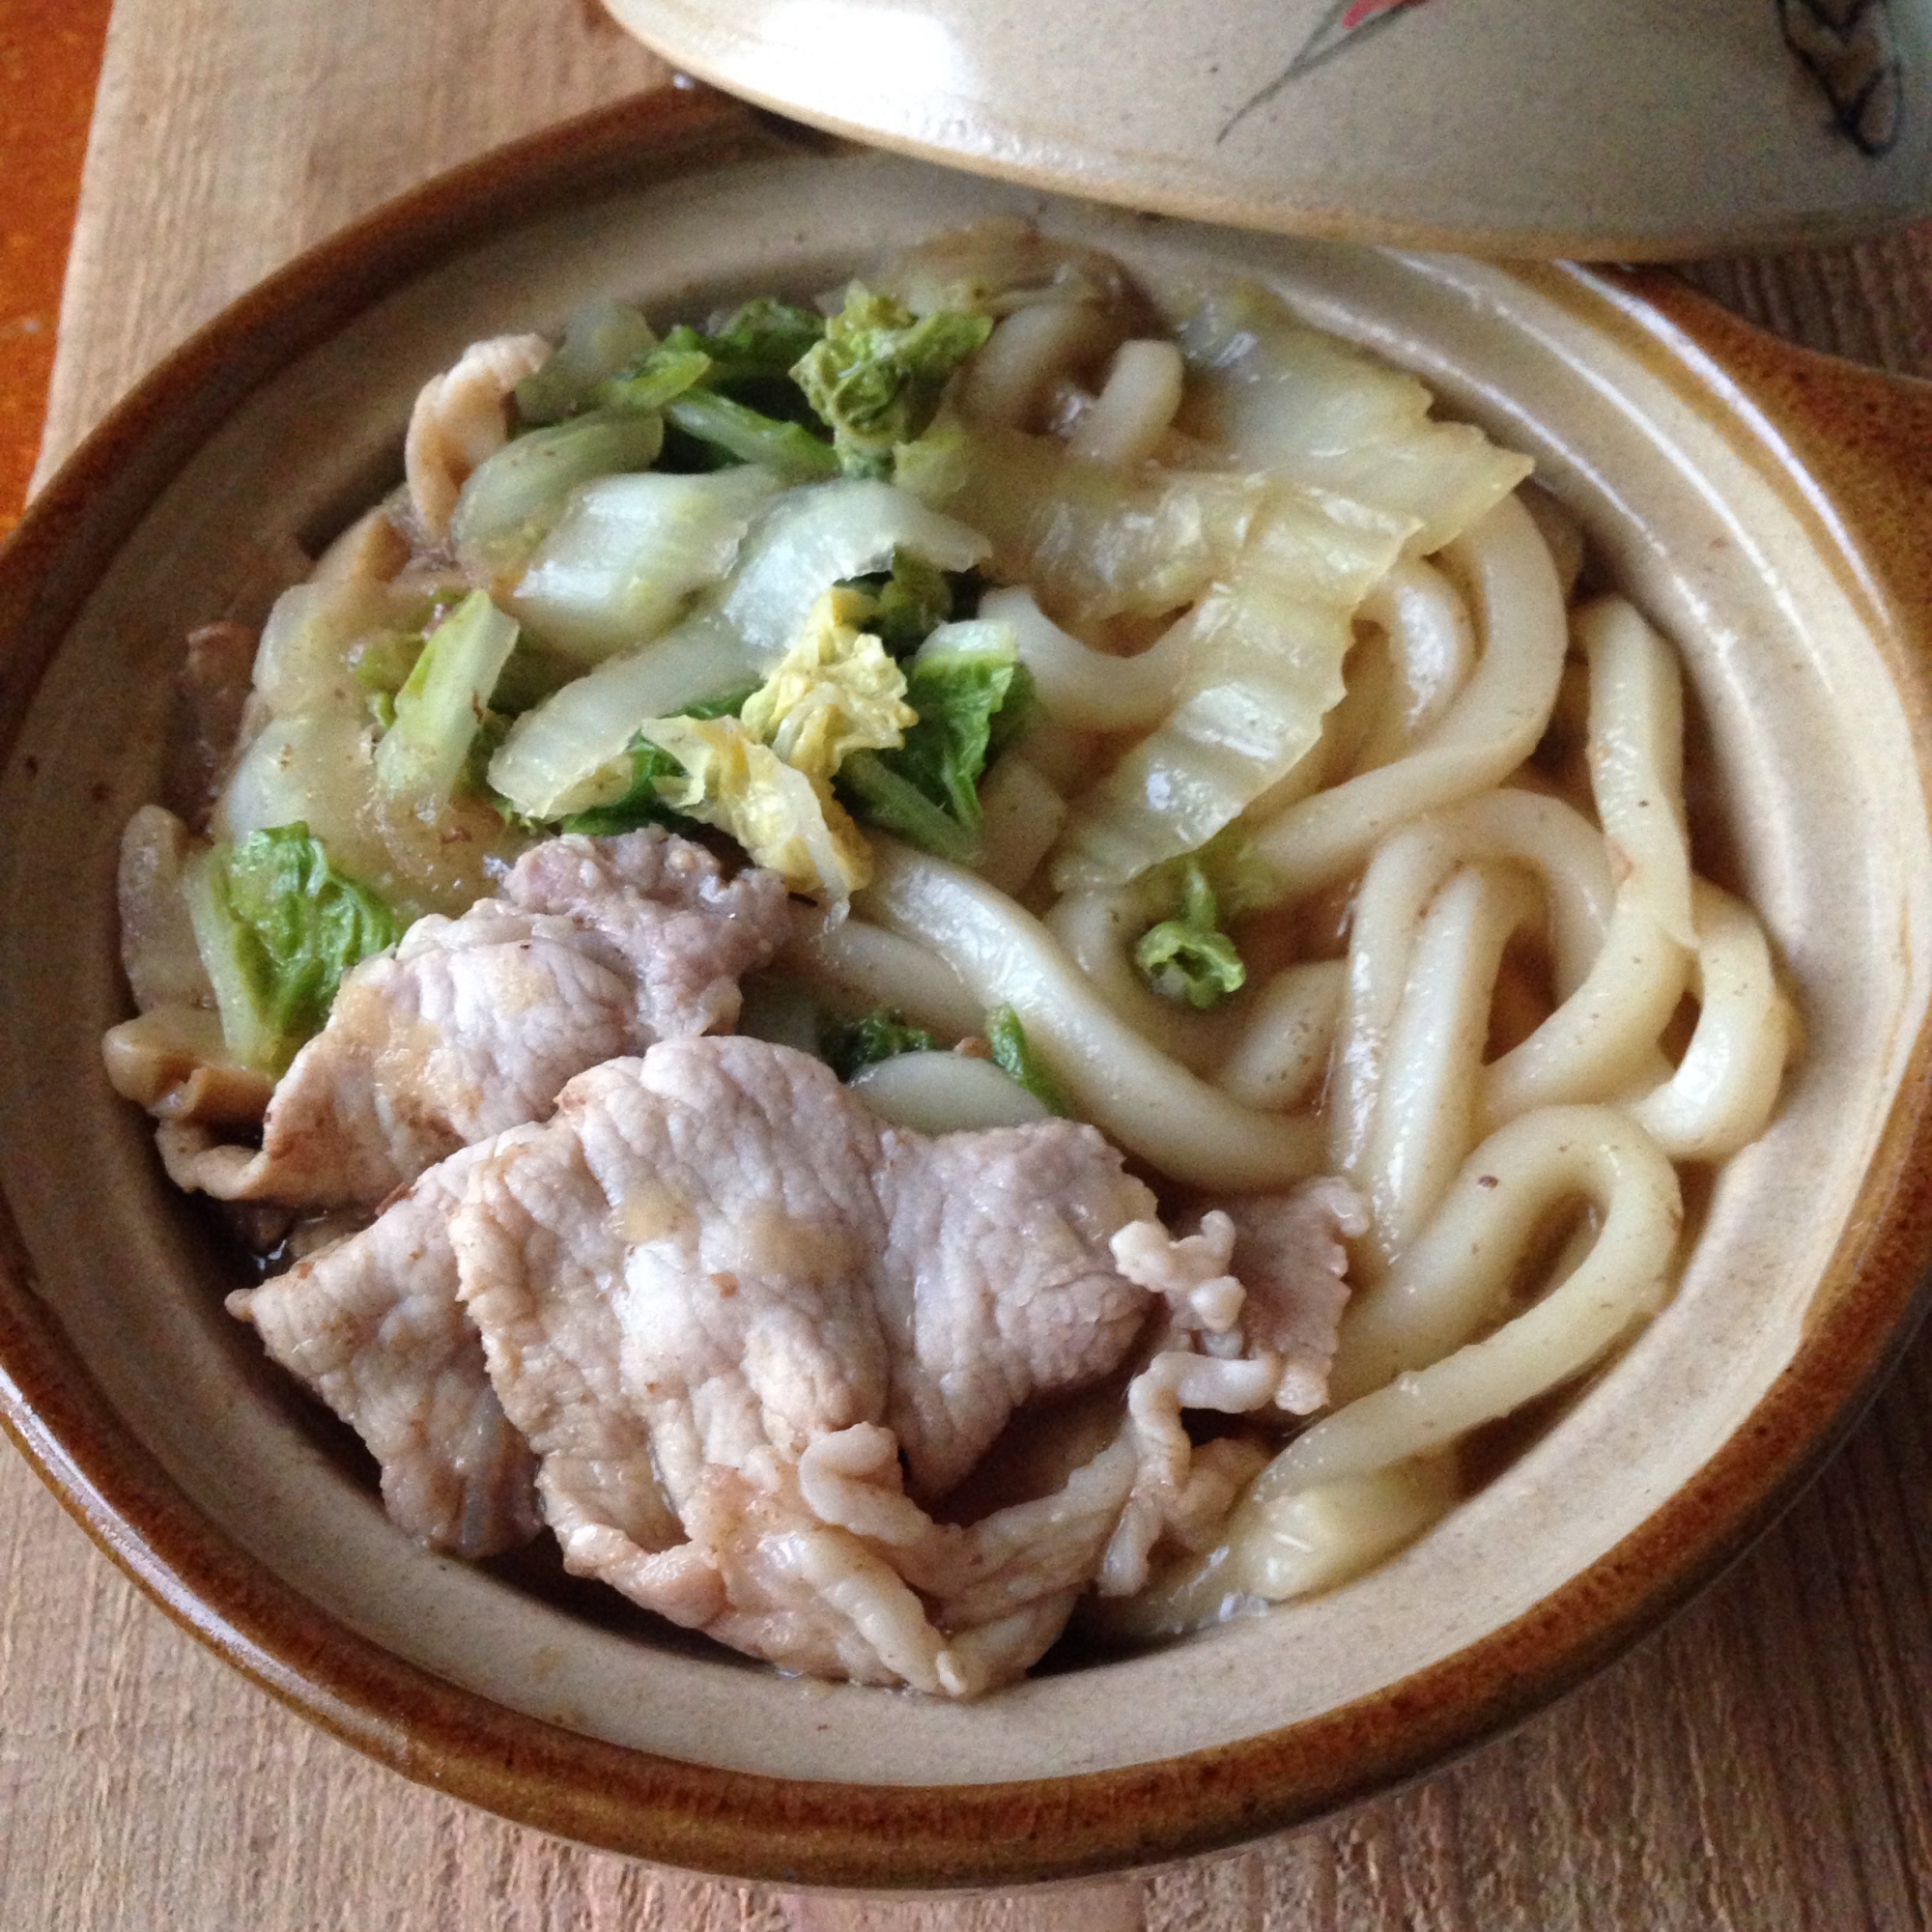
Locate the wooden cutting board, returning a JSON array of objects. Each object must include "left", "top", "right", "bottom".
[{"left": 9, "top": 1, "right": 1932, "bottom": 1925}]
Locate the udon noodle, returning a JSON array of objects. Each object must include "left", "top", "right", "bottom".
[
  {"left": 103, "top": 221, "right": 1794, "bottom": 1685},
  {"left": 769, "top": 251, "right": 1792, "bottom": 1634}
]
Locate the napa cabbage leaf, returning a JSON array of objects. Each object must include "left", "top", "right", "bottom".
[
  {"left": 514, "top": 299, "right": 658, "bottom": 425},
  {"left": 793, "top": 287, "right": 992, "bottom": 479},
  {"left": 639, "top": 714, "right": 874, "bottom": 899},
  {"left": 984, "top": 1005, "right": 1070, "bottom": 1116},
  {"left": 739, "top": 585, "right": 916, "bottom": 782},
  {"left": 373, "top": 591, "right": 521, "bottom": 812},
  {"left": 184, "top": 823, "right": 400, "bottom": 1074},
  {"left": 838, "top": 620, "right": 1034, "bottom": 866},
  {"left": 1133, "top": 855, "right": 1246, "bottom": 1009},
  {"left": 821, "top": 1007, "right": 939, "bottom": 1081}
]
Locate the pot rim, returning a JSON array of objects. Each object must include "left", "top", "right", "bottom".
[{"left": 2, "top": 87, "right": 1930, "bottom": 1890}]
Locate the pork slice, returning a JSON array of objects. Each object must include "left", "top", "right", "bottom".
[
  {"left": 165, "top": 829, "right": 792, "bottom": 1209},
  {"left": 1094, "top": 1182, "right": 1365, "bottom": 1596},
  {"left": 227, "top": 1143, "right": 541, "bottom": 1556},
  {"left": 449, "top": 1038, "right": 1162, "bottom": 1693},
  {"left": 453, "top": 1045, "right": 889, "bottom": 1573},
  {"left": 875, "top": 1127, "right": 1154, "bottom": 1499},
  {"left": 117, "top": 805, "right": 213, "bottom": 1013},
  {"left": 405, "top": 333, "right": 552, "bottom": 541},
  {"left": 1207, "top": 1179, "right": 1365, "bottom": 1416}
]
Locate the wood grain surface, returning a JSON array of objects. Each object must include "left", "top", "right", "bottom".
[
  {"left": 0, "top": 0, "right": 111, "bottom": 536},
  {"left": 7, "top": 1, "right": 1931, "bottom": 1925}
]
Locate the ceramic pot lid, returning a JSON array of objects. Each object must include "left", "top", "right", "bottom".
[{"left": 602, "top": 0, "right": 1932, "bottom": 258}]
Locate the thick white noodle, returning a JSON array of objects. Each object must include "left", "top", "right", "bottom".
[
  {"left": 976, "top": 754, "right": 1068, "bottom": 897},
  {"left": 1066, "top": 339, "right": 1186, "bottom": 467},
  {"left": 1247, "top": 494, "right": 1568, "bottom": 901},
  {"left": 1214, "top": 1454, "right": 1461, "bottom": 1603},
  {"left": 1049, "top": 890, "right": 1349, "bottom": 1111},
  {"left": 1094, "top": 1453, "right": 1460, "bottom": 1636},
  {"left": 1630, "top": 877, "right": 1796, "bottom": 1158},
  {"left": 960, "top": 302, "right": 1121, "bottom": 431},
  {"left": 1476, "top": 605, "right": 1701, "bottom": 1123},
  {"left": 1357, "top": 863, "right": 1545, "bottom": 1270},
  {"left": 1348, "top": 558, "right": 1479, "bottom": 774},
  {"left": 1477, "top": 893, "right": 1688, "bottom": 1129},
  {"left": 1520, "top": 483, "right": 1586, "bottom": 600},
  {"left": 980, "top": 585, "right": 1193, "bottom": 733},
  {"left": 1328, "top": 788, "right": 1614, "bottom": 1178},
  {"left": 1215, "top": 961, "right": 1347, "bottom": 1113},
  {"left": 786, "top": 917, "right": 985, "bottom": 1039},
  {"left": 1333, "top": 1102, "right": 1678, "bottom": 1392},
  {"left": 1275, "top": 1105, "right": 1681, "bottom": 1491},
  {"left": 1578, "top": 596, "right": 1695, "bottom": 949},
  {"left": 1331, "top": 630, "right": 1697, "bottom": 1168},
  {"left": 848, "top": 1052, "right": 1050, "bottom": 1133},
  {"left": 859, "top": 839, "right": 1323, "bottom": 1189},
  {"left": 1045, "top": 888, "right": 1232, "bottom": 1074}
]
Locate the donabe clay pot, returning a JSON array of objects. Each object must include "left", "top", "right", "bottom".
[{"left": 0, "top": 93, "right": 1929, "bottom": 1888}]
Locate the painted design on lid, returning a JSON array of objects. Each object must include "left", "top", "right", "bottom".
[
  {"left": 1779, "top": 0, "right": 1904, "bottom": 155},
  {"left": 1222, "top": 0, "right": 1904, "bottom": 162},
  {"left": 1220, "top": 0, "right": 1440, "bottom": 142}
]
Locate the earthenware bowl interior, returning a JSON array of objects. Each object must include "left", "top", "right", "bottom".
[{"left": 0, "top": 146, "right": 1924, "bottom": 1788}]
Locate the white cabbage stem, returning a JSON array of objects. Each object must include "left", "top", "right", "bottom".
[{"left": 1161, "top": 279, "right": 1532, "bottom": 554}]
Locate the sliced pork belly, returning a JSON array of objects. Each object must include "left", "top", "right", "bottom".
[
  {"left": 165, "top": 829, "right": 791, "bottom": 1209},
  {"left": 450, "top": 1038, "right": 1161, "bottom": 1692},
  {"left": 227, "top": 1144, "right": 542, "bottom": 1556}
]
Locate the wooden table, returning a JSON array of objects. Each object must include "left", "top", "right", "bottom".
[{"left": 3, "top": 1, "right": 1930, "bottom": 1923}]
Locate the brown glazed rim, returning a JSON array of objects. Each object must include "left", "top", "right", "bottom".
[{"left": 3, "top": 88, "right": 1932, "bottom": 1891}]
